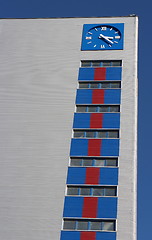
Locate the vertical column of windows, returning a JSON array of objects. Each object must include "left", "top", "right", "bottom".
[{"left": 60, "top": 60, "right": 122, "bottom": 240}]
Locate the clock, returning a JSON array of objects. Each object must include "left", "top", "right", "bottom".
[{"left": 81, "top": 23, "right": 124, "bottom": 50}]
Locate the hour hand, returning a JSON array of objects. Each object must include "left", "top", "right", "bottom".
[{"left": 99, "top": 34, "right": 114, "bottom": 44}]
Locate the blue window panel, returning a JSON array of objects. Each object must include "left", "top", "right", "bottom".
[
  {"left": 99, "top": 168, "right": 118, "bottom": 185},
  {"left": 63, "top": 197, "right": 83, "bottom": 218},
  {"left": 78, "top": 68, "right": 94, "bottom": 81},
  {"left": 66, "top": 167, "right": 86, "bottom": 184},
  {"left": 76, "top": 89, "right": 92, "bottom": 104},
  {"left": 106, "top": 67, "right": 122, "bottom": 80},
  {"left": 73, "top": 113, "right": 90, "bottom": 129},
  {"left": 104, "top": 89, "right": 121, "bottom": 104},
  {"left": 96, "top": 232, "right": 116, "bottom": 240},
  {"left": 101, "top": 139, "right": 119, "bottom": 156},
  {"left": 60, "top": 231, "right": 80, "bottom": 240},
  {"left": 103, "top": 113, "right": 120, "bottom": 129},
  {"left": 97, "top": 197, "right": 117, "bottom": 218},
  {"left": 70, "top": 139, "right": 88, "bottom": 156}
]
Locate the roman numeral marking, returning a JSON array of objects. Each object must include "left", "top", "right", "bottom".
[
  {"left": 101, "top": 27, "right": 107, "bottom": 31},
  {"left": 115, "top": 36, "right": 120, "bottom": 39},
  {"left": 86, "top": 36, "right": 92, "bottom": 40}
]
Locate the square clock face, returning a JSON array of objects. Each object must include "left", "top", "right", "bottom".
[{"left": 81, "top": 23, "right": 124, "bottom": 51}]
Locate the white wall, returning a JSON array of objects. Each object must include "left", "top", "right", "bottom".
[{"left": 0, "top": 17, "right": 138, "bottom": 240}]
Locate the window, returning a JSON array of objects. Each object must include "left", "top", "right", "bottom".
[
  {"left": 81, "top": 61, "right": 92, "bottom": 67},
  {"left": 76, "top": 105, "right": 120, "bottom": 113},
  {"left": 63, "top": 220, "right": 76, "bottom": 230},
  {"left": 83, "top": 159, "right": 93, "bottom": 166},
  {"left": 77, "top": 221, "right": 88, "bottom": 230},
  {"left": 73, "top": 131, "right": 85, "bottom": 138},
  {"left": 73, "top": 130, "right": 119, "bottom": 139},
  {"left": 67, "top": 186, "right": 117, "bottom": 197},
  {"left": 87, "top": 106, "right": 97, "bottom": 112},
  {"left": 79, "top": 82, "right": 121, "bottom": 89},
  {"left": 70, "top": 158, "right": 118, "bottom": 167},
  {"left": 67, "top": 187, "right": 79, "bottom": 195},
  {"left": 102, "top": 61, "right": 111, "bottom": 67},
  {"left": 81, "top": 60, "right": 122, "bottom": 67},
  {"left": 80, "top": 187, "right": 91, "bottom": 196},
  {"left": 92, "top": 61, "right": 101, "bottom": 67},
  {"left": 90, "top": 221, "right": 101, "bottom": 230},
  {"left": 63, "top": 219, "right": 116, "bottom": 231}
]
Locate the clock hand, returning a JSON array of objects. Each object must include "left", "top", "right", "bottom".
[
  {"left": 99, "top": 34, "right": 114, "bottom": 44},
  {"left": 104, "top": 36, "right": 114, "bottom": 39}
]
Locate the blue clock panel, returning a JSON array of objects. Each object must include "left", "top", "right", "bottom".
[{"left": 81, "top": 23, "right": 124, "bottom": 51}]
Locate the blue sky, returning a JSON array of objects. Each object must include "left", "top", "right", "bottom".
[{"left": 0, "top": 0, "right": 150, "bottom": 239}]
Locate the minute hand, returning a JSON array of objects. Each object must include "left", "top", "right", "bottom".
[{"left": 99, "top": 34, "right": 114, "bottom": 44}]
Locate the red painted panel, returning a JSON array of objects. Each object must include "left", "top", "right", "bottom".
[
  {"left": 81, "top": 231, "right": 96, "bottom": 240},
  {"left": 82, "top": 197, "right": 98, "bottom": 218},
  {"left": 90, "top": 113, "right": 103, "bottom": 128},
  {"left": 94, "top": 68, "right": 106, "bottom": 80},
  {"left": 85, "top": 167, "right": 100, "bottom": 184},
  {"left": 88, "top": 139, "right": 102, "bottom": 156},
  {"left": 92, "top": 89, "right": 104, "bottom": 104}
]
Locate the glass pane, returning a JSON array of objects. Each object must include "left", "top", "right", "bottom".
[
  {"left": 99, "top": 106, "right": 108, "bottom": 112},
  {"left": 102, "top": 61, "right": 111, "bottom": 67},
  {"left": 106, "top": 159, "right": 117, "bottom": 166},
  {"left": 112, "top": 61, "right": 122, "bottom": 66},
  {"left": 80, "top": 187, "right": 91, "bottom": 196},
  {"left": 108, "top": 131, "right": 119, "bottom": 138},
  {"left": 102, "top": 221, "right": 115, "bottom": 231},
  {"left": 98, "top": 131, "right": 107, "bottom": 138},
  {"left": 90, "top": 221, "right": 101, "bottom": 230},
  {"left": 90, "top": 83, "right": 99, "bottom": 88},
  {"left": 77, "top": 221, "right": 88, "bottom": 230},
  {"left": 71, "top": 158, "right": 82, "bottom": 166},
  {"left": 110, "top": 106, "right": 119, "bottom": 112},
  {"left": 101, "top": 83, "right": 110, "bottom": 88},
  {"left": 83, "top": 159, "right": 93, "bottom": 166},
  {"left": 88, "top": 106, "right": 97, "bottom": 112},
  {"left": 81, "top": 61, "right": 91, "bottom": 67},
  {"left": 95, "top": 159, "right": 105, "bottom": 166},
  {"left": 63, "top": 220, "right": 76, "bottom": 230},
  {"left": 74, "top": 131, "right": 85, "bottom": 138},
  {"left": 105, "top": 187, "right": 116, "bottom": 196},
  {"left": 92, "top": 61, "right": 101, "bottom": 67},
  {"left": 86, "top": 131, "right": 95, "bottom": 138},
  {"left": 111, "top": 82, "right": 121, "bottom": 88},
  {"left": 67, "top": 187, "right": 79, "bottom": 195},
  {"left": 76, "top": 106, "right": 86, "bottom": 112},
  {"left": 93, "top": 188, "right": 104, "bottom": 196},
  {"left": 79, "top": 83, "right": 89, "bottom": 88}
]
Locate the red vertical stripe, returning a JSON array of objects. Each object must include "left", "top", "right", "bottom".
[
  {"left": 82, "top": 197, "right": 98, "bottom": 218},
  {"left": 81, "top": 232, "right": 96, "bottom": 240},
  {"left": 92, "top": 89, "right": 105, "bottom": 104},
  {"left": 94, "top": 68, "right": 106, "bottom": 80},
  {"left": 90, "top": 113, "right": 103, "bottom": 128},
  {"left": 88, "top": 139, "right": 102, "bottom": 156},
  {"left": 85, "top": 167, "right": 100, "bottom": 184}
]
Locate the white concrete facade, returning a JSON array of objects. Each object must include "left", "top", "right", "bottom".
[{"left": 0, "top": 17, "right": 138, "bottom": 240}]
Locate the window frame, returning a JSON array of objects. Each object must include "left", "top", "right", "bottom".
[
  {"left": 78, "top": 81, "right": 121, "bottom": 89},
  {"left": 73, "top": 130, "right": 119, "bottom": 139},
  {"left": 66, "top": 185, "right": 117, "bottom": 197},
  {"left": 81, "top": 60, "right": 122, "bottom": 68},
  {"left": 63, "top": 219, "right": 116, "bottom": 231},
  {"left": 76, "top": 105, "right": 120, "bottom": 113},
  {"left": 70, "top": 157, "right": 118, "bottom": 167}
]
